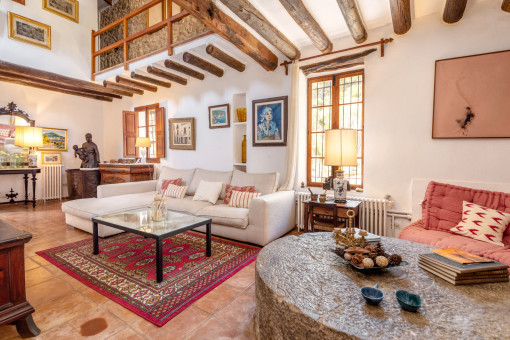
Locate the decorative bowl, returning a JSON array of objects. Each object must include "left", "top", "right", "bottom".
[
  {"left": 361, "top": 284, "right": 384, "bottom": 306},
  {"left": 396, "top": 290, "right": 422, "bottom": 312}
]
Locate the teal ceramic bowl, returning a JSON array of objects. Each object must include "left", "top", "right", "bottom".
[
  {"left": 361, "top": 284, "right": 384, "bottom": 306},
  {"left": 396, "top": 290, "right": 422, "bottom": 312}
]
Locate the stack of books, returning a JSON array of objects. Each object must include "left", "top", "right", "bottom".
[{"left": 418, "top": 248, "right": 509, "bottom": 285}]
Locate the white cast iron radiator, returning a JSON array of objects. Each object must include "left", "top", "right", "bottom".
[
  {"left": 41, "top": 165, "right": 63, "bottom": 202},
  {"left": 295, "top": 192, "right": 394, "bottom": 236}
]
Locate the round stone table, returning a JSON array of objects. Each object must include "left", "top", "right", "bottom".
[{"left": 254, "top": 233, "right": 510, "bottom": 340}]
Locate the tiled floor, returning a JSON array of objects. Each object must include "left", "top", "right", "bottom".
[{"left": 0, "top": 201, "right": 297, "bottom": 340}]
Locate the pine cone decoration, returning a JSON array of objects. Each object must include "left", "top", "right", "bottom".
[
  {"left": 368, "top": 252, "right": 378, "bottom": 261},
  {"left": 334, "top": 247, "right": 345, "bottom": 257},
  {"left": 388, "top": 254, "right": 402, "bottom": 266},
  {"left": 374, "top": 242, "right": 385, "bottom": 256},
  {"left": 351, "top": 254, "right": 365, "bottom": 267}
]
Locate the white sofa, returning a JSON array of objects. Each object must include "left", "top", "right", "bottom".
[{"left": 61, "top": 168, "right": 295, "bottom": 246}]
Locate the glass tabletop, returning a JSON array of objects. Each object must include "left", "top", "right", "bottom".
[{"left": 93, "top": 207, "right": 211, "bottom": 237}]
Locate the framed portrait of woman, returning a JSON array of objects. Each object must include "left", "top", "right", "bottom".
[{"left": 252, "top": 96, "right": 288, "bottom": 147}]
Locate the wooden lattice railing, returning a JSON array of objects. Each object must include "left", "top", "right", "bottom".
[{"left": 91, "top": 0, "right": 212, "bottom": 80}]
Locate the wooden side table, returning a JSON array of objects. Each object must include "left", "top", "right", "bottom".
[
  {"left": 0, "top": 220, "right": 40, "bottom": 337},
  {"left": 99, "top": 164, "right": 154, "bottom": 185},
  {"left": 303, "top": 200, "right": 361, "bottom": 232}
]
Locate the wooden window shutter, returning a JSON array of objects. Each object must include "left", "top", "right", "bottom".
[
  {"left": 123, "top": 110, "right": 138, "bottom": 158},
  {"left": 155, "top": 107, "right": 165, "bottom": 159}
]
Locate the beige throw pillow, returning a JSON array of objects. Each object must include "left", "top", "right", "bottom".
[{"left": 192, "top": 180, "right": 223, "bottom": 204}]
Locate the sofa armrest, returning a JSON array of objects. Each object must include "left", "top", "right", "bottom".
[
  {"left": 248, "top": 190, "right": 296, "bottom": 245},
  {"left": 97, "top": 180, "right": 158, "bottom": 198}
]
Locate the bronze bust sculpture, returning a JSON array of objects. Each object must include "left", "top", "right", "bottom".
[{"left": 73, "top": 133, "right": 100, "bottom": 168}]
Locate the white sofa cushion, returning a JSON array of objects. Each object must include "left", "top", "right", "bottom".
[
  {"left": 157, "top": 166, "right": 195, "bottom": 191},
  {"left": 193, "top": 181, "right": 223, "bottom": 204},
  {"left": 196, "top": 204, "right": 249, "bottom": 229},
  {"left": 230, "top": 170, "right": 279, "bottom": 195},
  {"left": 188, "top": 168, "right": 233, "bottom": 198},
  {"left": 165, "top": 195, "right": 212, "bottom": 214}
]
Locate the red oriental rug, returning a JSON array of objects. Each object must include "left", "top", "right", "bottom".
[{"left": 36, "top": 231, "right": 259, "bottom": 326}]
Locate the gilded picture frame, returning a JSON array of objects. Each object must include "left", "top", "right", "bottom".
[
  {"left": 169, "top": 118, "right": 195, "bottom": 150},
  {"left": 43, "top": 0, "right": 79, "bottom": 23},
  {"left": 37, "top": 127, "right": 68, "bottom": 152},
  {"left": 41, "top": 152, "right": 62, "bottom": 165},
  {"left": 8, "top": 12, "right": 51, "bottom": 50}
]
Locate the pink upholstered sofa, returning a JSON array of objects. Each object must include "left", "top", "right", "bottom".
[{"left": 399, "top": 181, "right": 510, "bottom": 270}]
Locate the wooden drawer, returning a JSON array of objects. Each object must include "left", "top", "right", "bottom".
[{"left": 0, "top": 252, "right": 11, "bottom": 308}]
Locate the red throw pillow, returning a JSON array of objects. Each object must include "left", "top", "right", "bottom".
[
  {"left": 223, "top": 184, "right": 255, "bottom": 204},
  {"left": 161, "top": 178, "right": 182, "bottom": 190}
]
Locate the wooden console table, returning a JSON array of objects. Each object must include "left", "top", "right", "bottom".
[
  {"left": 99, "top": 164, "right": 154, "bottom": 185},
  {"left": 0, "top": 168, "right": 41, "bottom": 208},
  {"left": 0, "top": 221, "right": 40, "bottom": 337},
  {"left": 303, "top": 199, "right": 361, "bottom": 232}
]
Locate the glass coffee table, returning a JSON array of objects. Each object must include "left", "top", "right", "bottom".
[{"left": 92, "top": 208, "right": 212, "bottom": 282}]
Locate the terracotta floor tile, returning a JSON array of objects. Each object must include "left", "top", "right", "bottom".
[
  {"left": 106, "top": 327, "right": 145, "bottom": 340},
  {"left": 37, "top": 307, "right": 126, "bottom": 340},
  {"left": 131, "top": 306, "right": 210, "bottom": 340},
  {"left": 26, "top": 277, "right": 74, "bottom": 308},
  {"left": 30, "top": 255, "right": 51, "bottom": 266},
  {"left": 193, "top": 283, "right": 242, "bottom": 314},
  {"left": 215, "top": 290, "right": 256, "bottom": 331},
  {"left": 0, "top": 324, "right": 24, "bottom": 340},
  {"left": 186, "top": 316, "right": 246, "bottom": 340},
  {"left": 79, "top": 286, "right": 111, "bottom": 305},
  {"left": 101, "top": 301, "right": 140, "bottom": 325},
  {"left": 25, "top": 266, "right": 55, "bottom": 288},
  {"left": 25, "top": 257, "right": 40, "bottom": 271},
  {"left": 25, "top": 240, "right": 63, "bottom": 257},
  {"left": 223, "top": 262, "right": 256, "bottom": 290},
  {"left": 59, "top": 272, "right": 89, "bottom": 290}
]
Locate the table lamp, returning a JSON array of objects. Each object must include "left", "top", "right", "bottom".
[
  {"left": 324, "top": 129, "right": 358, "bottom": 203},
  {"left": 14, "top": 126, "right": 44, "bottom": 168},
  {"left": 135, "top": 137, "right": 151, "bottom": 163}
]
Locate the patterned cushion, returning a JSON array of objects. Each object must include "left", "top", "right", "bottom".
[
  {"left": 450, "top": 201, "right": 510, "bottom": 247},
  {"left": 228, "top": 190, "right": 261, "bottom": 208},
  {"left": 165, "top": 184, "right": 188, "bottom": 199},
  {"left": 223, "top": 184, "right": 255, "bottom": 204},
  {"left": 161, "top": 178, "right": 181, "bottom": 190}
]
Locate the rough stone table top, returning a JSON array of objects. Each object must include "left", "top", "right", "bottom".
[{"left": 254, "top": 233, "right": 510, "bottom": 340}]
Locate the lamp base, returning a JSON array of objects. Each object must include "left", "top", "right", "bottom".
[
  {"left": 334, "top": 199, "right": 347, "bottom": 203},
  {"left": 28, "top": 154, "right": 37, "bottom": 168}
]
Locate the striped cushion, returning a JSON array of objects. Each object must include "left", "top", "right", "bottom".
[
  {"left": 228, "top": 190, "right": 261, "bottom": 208},
  {"left": 161, "top": 178, "right": 182, "bottom": 190},
  {"left": 223, "top": 184, "right": 255, "bottom": 204},
  {"left": 165, "top": 184, "right": 188, "bottom": 199}
]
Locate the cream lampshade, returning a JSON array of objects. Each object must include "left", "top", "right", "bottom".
[
  {"left": 135, "top": 137, "right": 151, "bottom": 163},
  {"left": 324, "top": 129, "right": 358, "bottom": 202},
  {"left": 14, "top": 126, "right": 44, "bottom": 168}
]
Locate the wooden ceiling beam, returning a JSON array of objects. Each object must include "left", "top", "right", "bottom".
[
  {"left": 443, "top": 0, "right": 468, "bottom": 23},
  {"left": 389, "top": 0, "right": 412, "bottom": 35},
  {"left": 130, "top": 72, "right": 172, "bottom": 88},
  {"left": 103, "top": 80, "right": 144, "bottom": 95},
  {"left": 278, "top": 0, "right": 333, "bottom": 53},
  {"left": 206, "top": 45, "right": 245, "bottom": 72},
  {"left": 183, "top": 52, "right": 224, "bottom": 77},
  {"left": 217, "top": 0, "right": 300, "bottom": 60},
  {"left": 503, "top": 0, "right": 510, "bottom": 12},
  {"left": 171, "top": 0, "right": 278, "bottom": 71},
  {"left": 336, "top": 0, "right": 367, "bottom": 44},
  {"left": 116, "top": 76, "right": 158, "bottom": 92},
  {"left": 147, "top": 66, "right": 187, "bottom": 85},
  {"left": 164, "top": 60, "right": 205, "bottom": 80}
]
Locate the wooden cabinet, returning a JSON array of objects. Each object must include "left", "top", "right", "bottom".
[
  {"left": 0, "top": 221, "right": 40, "bottom": 337},
  {"left": 66, "top": 169, "right": 101, "bottom": 199},
  {"left": 99, "top": 164, "right": 154, "bottom": 185}
]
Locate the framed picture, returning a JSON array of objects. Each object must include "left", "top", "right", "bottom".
[
  {"left": 37, "top": 128, "right": 68, "bottom": 151},
  {"left": 41, "top": 152, "right": 62, "bottom": 165},
  {"left": 208, "top": 104, "right": 230, "bottom": 129},
  {"left": 8, "top": 12, "right": 51, "bottom": 50},
  {"left": 252, "top": 96, "right": 288, "bottom": 147},
  {"left": 169, "top": 118, "right": 195, "bottom": 150},
  {"left": 432, "top": 49, "right": 510, "bottom": 138},
  {"left": 43, "top": 0, "right": 79, "bottom": 23}
]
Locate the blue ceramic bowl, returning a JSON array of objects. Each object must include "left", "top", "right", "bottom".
[
  {"left": 361, "top": 284, "right": 384, "bottom": 306},
  {"left": 396, "top": 290, "right": 422, "bottom": 312}
]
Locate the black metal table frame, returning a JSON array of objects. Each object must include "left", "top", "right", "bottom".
[
  {"left": 0, "top": 168, "right": 40, "bottom": 208},
  {"left": 92, "top": 215, "right": 212, "bottom": 282}
]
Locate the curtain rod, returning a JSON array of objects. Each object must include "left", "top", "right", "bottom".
[{"left": 280, "top": 38, "right": 394, "bottom": 75}]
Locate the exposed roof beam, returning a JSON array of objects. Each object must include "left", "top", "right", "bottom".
[
  {"left": 115, "top": 76, "right": 158, "bottom": 92},
  {"left": 164, "top": 60, "right": 205, "bottom": 80},
  {"left": 147, "top": 66, "right": 187, "bottom": 85},
  {"left": 103, "top": 80, "right": 143, "bottom": 95},
  {"left": 171, "top": 0, "right": 278, "bottom": 71},
  {"left": 183, "top": 52, "right": 224, "bottom": 77},
  {"left": 130, "top": 72, "right": 172, "bottom": 88},
  {"left": 389, "top": 0, "right": 412, "bottom": 35},
  {"left": 278, "top": 0, "right": 333, "bottom": 53},
  {"left": 503, "top": 0, "right": 510, "bottom": 12},
  {"left": 206, "top": 45, "right": 245, "bottom": 72},
  {"left": 217, "top": 0, "right": 300, "bottom": 60},
  {"left": 336, "top": 0, "right": 367, "bottom": 43},
  {"left": 443, "top": 0, "right": 468, "bottom": 23}
]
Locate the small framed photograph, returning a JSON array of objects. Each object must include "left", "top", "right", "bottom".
[
  {"left": 8, "top": 12, "right": 51, "bottom": 50},
  {"left": 37, "top": 127, "right": 68, "bottom": 151},
  {"left": 208, "top": 104, "right": 230, "bottom": 129},
  {"left": 169, "top": 118, "right": 195, "bottom": 150},
  {"left": 41, "top": 152, "right": 62, "bottom": 165},
  {"left": 252, "top": 96, "right": 288, "bottom": 147},
  {"left": 43, "top": 0, "right": 79, "bottom": 23}
]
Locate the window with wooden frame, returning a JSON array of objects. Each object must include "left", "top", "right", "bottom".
[
  {"left": 123, "top": 103, "right": 165, "bottom": 162},
  {"left": 307, "top": 70, "right": 364, "bottom": 188}
]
